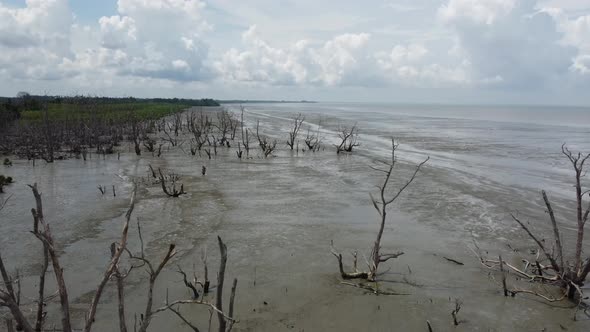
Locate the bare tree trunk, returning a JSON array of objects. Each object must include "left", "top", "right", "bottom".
[
  {"left": 116, "top": 270, "right": 127, "bottom": 332},
  {"left": 5, "top": 319, "right": 15, "bottom": 332},
  {"left": 29, "top": 184, "right": 73, "bottom": 332},
  {"left": 34, "top": 247, "right": 49, "bottom": 331},
  {"left": 0, "top": 293, "right": 34, "bottom": 332},
  {"left": 83, "top": 190, "right": 136, "bottom": 332},
  {"left": 216, "top": 237, "right": 228, "bottom": 332}
]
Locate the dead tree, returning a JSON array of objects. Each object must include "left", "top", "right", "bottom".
[
  {"left": 189, "top": 111, "right": 211, "bottom": 151},
  {"left": 1, "top": 185, "right": 239, "bottom": 332},
  {"left": 335, "top": 124, "right": 359, "bottom": 154},
  {"left": 332, "top": 139, "right": 429, "bottom": 282},
  {"left": 98, "top": 185, "right": 106, "bottom": 195},
  {"left": 304, "top": 119, "right": 322, "bottom": 152},
  {"left": 215, "top": 110, "right": 232, "bottom": 146},
  {"left": 451, "top": 299, "right": 462, "bottom": 326},
  {"left": 173, "top": 113, "right": 183, "bottom": 136},
  {"left": 189, "top": 139, "right": 198, "bottom": 156},
  {"left": 473, "top": 144, "right": 590, "bottom": 313},
  {"left": 255, "top": 120, "right": 277, "bottom": 158},
  {"left": 128, "top": 232, "right": 237, "bottom": 332},
  {"left": 236, "top": 143, "right": 243, "bottom": 159},
  {"left": 158, "top": 168, "right": 186, "bottom": 197},
  {"left": 40, "top": 104, "right": 56, "bottom": 163},
  {"left": 162, "top": 124, "right": 180, "bottom": 147},
  {"left": 286, "top": 113, "right": 305, "bottom": 150},
  {"left": 229, "top": 113, "right": 239, "bottom": 141},
  {"left": 143, "top": 137, "right": 156, "bottom": 153},
  {"left": 0, "top": 184, "right": 137, "bottom": 332},
  {"left": 239, "top": 107, "right": 251, "bottom": 158},
  {"left": 131, "top": 120, "right": 142, "bottom": 156}
]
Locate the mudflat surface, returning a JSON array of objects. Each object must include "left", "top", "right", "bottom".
[{"left": 1, "top": 105, "right": 589, "bottom": 331}]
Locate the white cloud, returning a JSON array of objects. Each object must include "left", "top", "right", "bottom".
[
  {"left": 382, "top": 44, "right": 429, "bottom": 65},
  {"left": 0, "top": 0, "right": 589, "bottom": 103},
  {"left": 438, "top": 0, "right": 516, "bottom": 25},
  {"left": 383, "top": 2, "right": 422, "bottom": 13},
  {"left": 99, "top": 15, "right": 137, "bottom": 49},
  {"left": 375, "top": 44, "right": 470, "bottom": 85},
  {"left": 214, "top": 26, "right": 371, "bottom": 86},
  {"left": 85, "top": 0, "right": 211, "bottom": 81},
  {"left": 439, "top": 0, "right": 575, "bottom": 88},
  {"left": 571, "top": 54, "right": 590, "bottom": 74},
  {"left": 0, "top": 0, "right": 74, "bottom": 80},
  {"left": 542, "top": 7, "right": 590, "bottom": 75}
]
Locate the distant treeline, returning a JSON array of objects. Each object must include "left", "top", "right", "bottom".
[
  {"left": 0, "top": 95, "right": 219, "bottom": 110},
  {"left": 0, "top": 94, "right": 219, "bottom": 127}
]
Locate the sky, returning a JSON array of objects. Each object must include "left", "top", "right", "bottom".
[{"left": 0, "top": 0, "right": 590, "bottom": 105}]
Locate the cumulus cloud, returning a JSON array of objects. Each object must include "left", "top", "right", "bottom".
[
  {"left": 0, "top": 0, "right": 75, "bottom": 80},
  {"left": 88, "top": 0, "right": 211, "bottom": 81},
  {"left": 439, "top": 0, "right": 575, "bottom": 88},
  {"left": 375, "top": 44, "right": 471, "bottom": 85},
  {"left": 438, "top": 0, "right": 516, "bottom": 25},
  {"left": 541, "top": 7, "right": 590, "bottom": 75},
  {"left": 0, "top": 0, "right": 589, "bottom": 102},
  {"left": 99, "top": 15, "right": 137, "bottom": 49},
  {"left": 215, "top": 26, "right": 371, "bottom": 86}
]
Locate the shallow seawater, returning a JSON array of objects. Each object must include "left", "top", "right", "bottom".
[{"left": 0, "top": 104, "right": 589, "bottom": 331}]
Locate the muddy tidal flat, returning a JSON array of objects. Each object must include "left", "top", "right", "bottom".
[{"left": 1, "top": 103, "right": 590, "bottom": 331}]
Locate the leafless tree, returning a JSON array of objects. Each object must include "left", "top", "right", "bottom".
[
  {"left": 40, "top": 105, "right": 56, "bottom": 163},
  {"left": 255, "top": 120, "right": 277, "bottom": 158},
  {"left": 0, "top": 184, "right": 136, "bottom": 332},
  {"left": 98, "top": 185, "right": 106, "bottom": 195},
  {"left": 286, "top": 113, "right": 305, "bottom": 150},
  {"left": 172, "top": 113, "right": 183, "bottom": 137},
  {"left": 473, "top": 144, "right": 590, "bottom": 315},
  {"left": 143, "top": 137, "right": 156, "bottom": 153},
  {"left": 335, "top": 124, "right": 359, "bottom": 154},
  {"left": 304, "top": 119, "right": 322, "bottom": 152},
  {"left": 189, "top": 111, "right": 212, "bottom": 152},
  {"left": 131, "top": 119, "right": 142, "bottom": 156},
  {"left": 215, "top": 110, "right": 234, "bottom": 146},
  {"left": 229, "top": 113, "right": 239, "bottom": 141},
  {"left": 1, "top": 185, "right": 239, "bottom": 332},
  {"left": 451, "top": 299, "right": 462, "bottom": 326},
  {"left": 158, "top": 168, "right": 186, "bottom": 197},
  {"left": 239, "top": 107, "right": 252, "bottom": 158},
  {"left": 162, "top": 124, "right": 181, "bottom": 147},
  {"left": 332, "top": 139, "right": 429, "bottom": 284}
]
